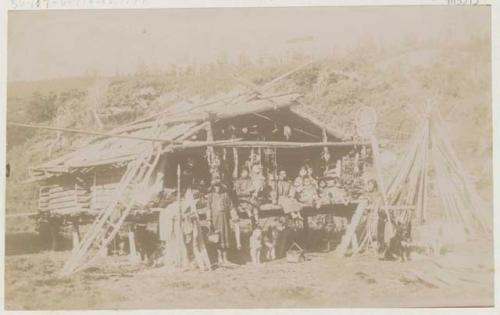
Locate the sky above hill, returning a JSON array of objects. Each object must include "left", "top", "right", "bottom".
[{"left": 8, "top": 5, "right": 490, "bottom": 82}]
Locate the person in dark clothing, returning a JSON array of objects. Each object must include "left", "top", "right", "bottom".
[
  {"left": 377, "top": 211, "right": 387, "bottom": 253},
  {"left": 207, "top": 179, "right": 238, "bottom": 265},
  {"left": 364, "top": 179, "right": 386, "bottom": 253}
]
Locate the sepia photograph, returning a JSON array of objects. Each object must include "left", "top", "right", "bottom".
[{"left": 4, "top": 4, "right": 494, "bottom": 310}]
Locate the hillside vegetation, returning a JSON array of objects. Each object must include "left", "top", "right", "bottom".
[{"left": 6, "top": 34, "right": 491, "bottom": 215}]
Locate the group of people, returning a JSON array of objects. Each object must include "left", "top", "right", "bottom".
[
  {"left": 232, "top": 162, "right": 350, "bottom": 221},
  {"left": 131, "top": 153, "right": 369, "bottom": 268},
  {"left": 205, "top": 160, "right": 352, "bottom": 266}
]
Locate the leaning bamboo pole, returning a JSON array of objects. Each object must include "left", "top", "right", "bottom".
[
  {"left": 432, "top": 115, "right": 491, "bottom": 233},
  {"left": 421, "top": 119, "right": 431, "bottom": 223},
  {"left": 385, "top": 128, "right": 426, "bottom": 201},
  {"left": 432, "top": 120, "right": 490, "bottom": 233},
  {"left": 369, "top": 135, "right": 393, "bottom": 232},
  {"left": 434, "top": 136, "right": 481, "bottom": 234},
  {"left": 432, "top": 146, "right": 456, "bottom": 224}
]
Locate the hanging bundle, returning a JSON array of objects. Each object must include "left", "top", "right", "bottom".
[
  {"left": 321, "top": 147, "right": 331, "bottom": 164},
  {"left": 250, "top": 148, "right": 262, "bottom": 166},
  {"left": 354, "top": 152, "right": 360, "bottom": 175},
  {"left": 206, "top": 147, "right": 221, "bottom": 179},
  {"left": 283, "top": 125, "right": 292, "bottom": 140}
]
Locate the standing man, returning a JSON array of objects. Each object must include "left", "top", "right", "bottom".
[{"left": 207, "top": 179, "right": 240, "bottom": 266}]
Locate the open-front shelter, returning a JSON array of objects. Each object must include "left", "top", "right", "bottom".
[{"left": 26, "top": 90, "right": 372, "bottom": 275}]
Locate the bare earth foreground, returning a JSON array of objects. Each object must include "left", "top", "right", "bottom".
[{"left": 5, "top": 239, "right": 493, "bottom": 309}]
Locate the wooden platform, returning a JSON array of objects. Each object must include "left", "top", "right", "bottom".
[{"left": 130, "top": 201, "right": 361, "bottom": 224}]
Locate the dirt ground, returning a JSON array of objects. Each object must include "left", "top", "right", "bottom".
[{"left": 4, "top": 238, "right": 493, "bottom": 310}]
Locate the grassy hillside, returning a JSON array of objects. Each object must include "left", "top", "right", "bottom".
[{"left": 6, "top": 34, "right": 491, "bottom": 215}]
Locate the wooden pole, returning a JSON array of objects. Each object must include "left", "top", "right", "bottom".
[
  {"left": 232, "top": 147, "right": 239, "bottom": 179},
  {"left": 176, "top": 163, "right": 189, "bottom": 269},
  {"left": 421, "top": 118, "right": 431, "bottom": 223},
  {"left": 336, "top": 200, "right": 368, "bottom": 256},
  {"left": 128, "top": 226, "right": 139, "bottom": 263},
  {"left": 369, "top": 135, "right": 393, "bottom": 232},
  {"left": 322, "top": 127, "right": 329, "bottom": 172},
  {"left": 433, "top": 114, "right": 490, "bottom": 232},
  {"left": 185, "top": 140, "right": 370, "bottom": 149},
  {"left": 8, "top": 121, "right": 182, "bottom": 144},
  {"left": 72, "top": 223, "right": 80, "bottom": 256}
]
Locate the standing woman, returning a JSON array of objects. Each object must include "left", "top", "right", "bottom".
[
  {"left": 207, "top": 179, "right": 239, "bottom": 266},
  {"left": 365, "top": 179, "right": 386, "bottom": 253}
]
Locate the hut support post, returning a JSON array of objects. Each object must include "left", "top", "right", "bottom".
[
  {"left": 71, "top": 222, "right": 80, "bottom": 255},
  {"left": 322, "top": 127, "right": 330, "bottom": 172},
  {"left": 232, "top": 147, "right": 239, "bottom": 179},
  {"left": 176, "top": 164, "right": 189, "bottom": 269},
  {"left": 206, "top": 118, "right": 218, "bottom": 181},
  {"left": 128, "top": 225, "right": 139, "bottom": 263}
]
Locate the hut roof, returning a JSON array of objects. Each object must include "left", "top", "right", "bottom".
[{"left": 30, "top": 91, "right": 348, "bottom": 180}]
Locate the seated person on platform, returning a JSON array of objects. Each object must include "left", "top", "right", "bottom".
[
  {"left": 249, "top": 164, "right": 266, "bottom": 222},
  {"left": 267, "top": 173, "right": 278, "bottom": 205},
  {"left": 277, "top": 170, "right": 291, "bottom": 201},
  {"left": 305, "top": 164, "right": 318, "bottom": 190},
  {"left": 298, "top": 177, "right": 318, "bottom": 207},
  {"left": 316, "top": 178, "right": 329, "bottom": 208},
  {"left": 234, "top": 168, "right": 255, "bottom": 216},
  {"left": 286, "top": 177, "right": 305, "bottom": 220},
  {"left": 235, "top": 168, "right": 252, "bottom": 196},
  {"left": 294, "top": 165, "right": 308, "bottom": 185}
]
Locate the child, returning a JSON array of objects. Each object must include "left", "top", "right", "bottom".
[
  {"left": 249, "top": 226, "right": 263, "bottom": 264},
  {"left": 322, "top": 222, "right": 337, "bottom": 252},
  {"left": 263, "top": 225, "right": 279, "bottom": 261}
]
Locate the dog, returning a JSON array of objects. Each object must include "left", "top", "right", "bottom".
[
  {"left": 384, "top": 221, "right": 412, "bottom": 262},
  {"left": 412, "top": 222, "right": 443, "bottom": 256},
  {"left": 150, "top": 241, "right": 166, "bottom": 267}
]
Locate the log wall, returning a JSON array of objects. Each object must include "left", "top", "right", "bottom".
[{"left": 38, "top": 180, "right": 90, "bottom": 215}]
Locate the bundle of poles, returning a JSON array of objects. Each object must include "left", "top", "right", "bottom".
[{"left": 354, "top": 109, "right": 491, "bottom": 256}]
